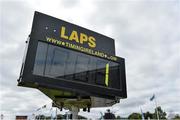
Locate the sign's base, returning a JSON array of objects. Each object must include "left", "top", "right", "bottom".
[{"left": 39, "top": 87, "right": 120, "bottom": 109}]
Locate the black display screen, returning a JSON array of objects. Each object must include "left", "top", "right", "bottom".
[
  {"left": 18, "top": 12, "right": 127, "bottom": 99},
  {"left": 33, "top": 41, "right": 121, "bottom": 89}
]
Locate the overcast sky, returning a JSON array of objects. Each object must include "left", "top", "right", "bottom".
[{"left": 0, "top": 0, "right": 180, "bottom": 119}]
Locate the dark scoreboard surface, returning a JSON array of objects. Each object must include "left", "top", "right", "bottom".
[
  {"left": 18, "top": 11, "right": 127, "bottom": 99},
  {"left": 30, "top": 12, "right": 115, "bottom": 55}
]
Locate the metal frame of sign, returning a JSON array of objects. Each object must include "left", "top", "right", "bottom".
[{"left": 17, "top": 11, "right": 127, "bottom": 99}]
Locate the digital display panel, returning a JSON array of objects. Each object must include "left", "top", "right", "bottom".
[
  {"left": 33, "top": 41, "right": 121, "bottom": 89},
  {"left": 18, "top": 11, "right": 127, "bottom": 99}
]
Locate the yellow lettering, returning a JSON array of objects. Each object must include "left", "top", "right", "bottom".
[
  {"left": 88, "top": 36, "right": 96, "bottom": 48},
  {"left": 69, "top": 30, "right": 79, "bottom": 43},
  {"left": 60, "top": 26, "right": 96, "bottom": 48},
  {"left": 80, "top": 33, "right": 88, "bottom": 44},
  {"left": 60, "top": 26, "right": 68, "bottom": 39}
]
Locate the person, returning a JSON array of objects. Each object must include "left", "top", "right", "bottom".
[{"left": 103, "top": 109, "right": 115, "bottom": 119}]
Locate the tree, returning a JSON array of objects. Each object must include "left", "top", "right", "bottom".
[
  {"left": 153, "top": 106, "right": 167, "bottom": 119},
  {"left": 116, "top": 115, "right": 121, "bottom": 119},
  {"left": 173, "top": 114, "right": 180, "bottom": 120},
  {"left": 144, "top": 111, "right": 153, "bottom": 119},
  {"left": 35, "top": 115, "right": 45, "bottom": 119},
  {"left": 128, "top": 113, "right": 142, "bottom": 119}
]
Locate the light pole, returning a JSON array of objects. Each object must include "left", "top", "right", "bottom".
[
  {"left": 154, "top": 97, "right": 160, "bottom": 120},
  {"left": 55, "top": 107, "right": 57, "bottom": 120},
  {"left": 150, "top": 94, "right": 160, "bottom": 120}
]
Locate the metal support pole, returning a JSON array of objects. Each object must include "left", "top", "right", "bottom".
[
  {"left": 154, "top": 98, "right": 159, "bottom": 120},
  {"left": 70, "top": 106, "right": 79, "bottom": 119},
  {"left": 55, "top": 107, "right": 58, "bottom": 120}
]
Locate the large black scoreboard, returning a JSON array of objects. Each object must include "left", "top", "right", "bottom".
[{"left": 18, "top": 11, "right": 127, "bottom": 99}]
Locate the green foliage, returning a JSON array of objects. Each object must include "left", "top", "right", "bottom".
[
  {"left": 173, "top": 114, "right": 180, "bottom": 120},
  {"left": 35, "top": 115, "right": 45, "bottom": 119},
  {"left": 128, "top": 113, "right": 142, "bottom": 119},
  {"left": 127, "top": 106, "right": 167, "bottom": 119},
  {"left": 143, "top": 111, "right": 153, "bottom": 119},
  {"left": 155, "top": 106, "right": 167, "bottom": 119},
  {"left": 143, "top": 106, "right": 167, "bottom": 119},
  {"left": 116, "top": 115, "right": 121, "bottom": 119}
]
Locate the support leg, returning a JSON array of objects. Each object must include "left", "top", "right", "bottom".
[{"left": 70, "top": 106, "right": 79, "bottom": 119}]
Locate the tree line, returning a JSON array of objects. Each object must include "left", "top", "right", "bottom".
[{"left": 117, "top": 106, "right": 180, "bottom": 120}]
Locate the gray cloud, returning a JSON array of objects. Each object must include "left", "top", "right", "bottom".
[
  {"left": 0, "top": 1, "right": 52, "bottom": 115},
  {"left": 0, "top": 1, "right": 33, "bottom": 91},
  {"left": 88, "top": 0, "right": 180, "bottom": 116},
  {"left": 61, "top": 0, "right": 79, "bottom": 8}
]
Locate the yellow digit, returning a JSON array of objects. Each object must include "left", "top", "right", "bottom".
[{"left": 105, "top": 63, "right": 109, "bottom": 86}]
